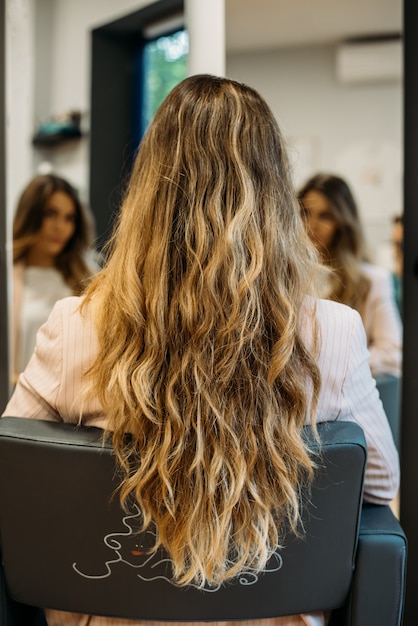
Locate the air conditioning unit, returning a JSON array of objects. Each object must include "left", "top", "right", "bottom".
[{"left": 336, "top": 38, "right": 402, "bottom": 84}]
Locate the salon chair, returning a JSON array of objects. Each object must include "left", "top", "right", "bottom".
[{"left": 0, "top": 417, "right": 407, "bottom": 626}]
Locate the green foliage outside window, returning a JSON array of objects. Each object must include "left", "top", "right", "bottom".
[{"left": 143, "top": 29, "right": 189, "bottom": 131}]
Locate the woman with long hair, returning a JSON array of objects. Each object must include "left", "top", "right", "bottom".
[
  {"left": 12, "top": 173, "right": 97, "bottom": 379},
  {"left": 298, "top": 173, "right": 402, "bottom": 377},
  {"left": 3, "top": 76, "right": 399, "bottom": 626}
]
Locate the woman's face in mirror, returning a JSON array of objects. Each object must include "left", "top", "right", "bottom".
[
  {"left": 301, "top": 190, "right": 338, "bottom": 256},
  {"left": 26, "top": 191, "right": 76, "bottom": 266}
]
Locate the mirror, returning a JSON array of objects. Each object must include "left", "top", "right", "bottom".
[
  {"left": 4, "top": 0, "right": 402, "bottom": 397},
  {"left": 226, "top": 0, "right": 403, "bottom": 264}
]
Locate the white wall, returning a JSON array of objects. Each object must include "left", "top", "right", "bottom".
[
  {"left": 6, "top": 0, "right": 35, "bottom": 225},
  {"left": 227, "top": 45, "right": 403, "bottom": 264}
]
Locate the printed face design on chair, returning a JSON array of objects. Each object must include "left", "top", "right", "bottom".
[
  {"left": 72, "top": 504, "right": 284, "bottom": 591},
  {"left": 73, "top": 505, "right": 173, "bottom": 582},
  {"left": 109, "top": 522, "right": 157, "bottom": 567}
]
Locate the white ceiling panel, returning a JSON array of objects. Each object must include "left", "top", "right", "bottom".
[{"left": 226, "top": 0, "right": 402, "bottom": 52}]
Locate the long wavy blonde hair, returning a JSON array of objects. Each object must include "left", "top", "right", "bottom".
[
  {"left": 298, "top": 173, "right": 370, "bottom": 318},
  {"left": 83, "top": 75, "right": 322, "bottom": 588}
]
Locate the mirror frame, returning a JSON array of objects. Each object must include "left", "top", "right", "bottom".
[
  {"left": 400, "top": 0, "right": 418, "bottom": 619},
  {"left": 0, "top": 0, "right": 9, "bottom": 408},
  {"left": 1, "top": 0, "right": 417, "bottom": 619}
]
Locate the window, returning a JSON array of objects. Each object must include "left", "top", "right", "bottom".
[
  {"left": 90, "top": 0, "right": 185, "bottom": 246},
  {"left": 140, "top": 29, "right": 189, "bottom": 135}
]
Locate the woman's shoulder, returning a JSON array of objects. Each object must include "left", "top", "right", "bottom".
[
  {"left": 49, "top": 295, "right": 92, "bottom": 326},
  {"left": 303, "top": 298, "right": 369, "bottom": 423},
  {"left": 301, "top": 296, "right": 364, "bottom": 357},
  {"left": 45, "top": 296, "right": 97, "bottom": 363},
  {"left": 313, "top": 296, "right": 361, "bottom": 327},
  {"left": 52, "top": 294, "right": 84, "bottom": 312}
]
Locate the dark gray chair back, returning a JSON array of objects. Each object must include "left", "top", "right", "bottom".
[{"left": 0, "top": 417, "right": 406, "bottom": 625}]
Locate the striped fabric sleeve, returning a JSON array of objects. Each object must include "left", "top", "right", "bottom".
[
  {"left": 2, "top": 298, "right": 65, "bottom": 421},
  {"left": 338, "top": 310, "right": 400, "bottom": 504}
]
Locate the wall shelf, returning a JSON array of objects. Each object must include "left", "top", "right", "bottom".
[{"left": 32, "top": 128, "right": 84, "bottom": 148}]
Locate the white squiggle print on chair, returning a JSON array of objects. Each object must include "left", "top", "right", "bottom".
[{"left": 73, "top": 505, "right": 283, "bottom": 591}]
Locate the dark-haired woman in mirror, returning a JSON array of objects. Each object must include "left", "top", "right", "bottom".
[
  {"left": 299, "top": 173, "right": 402, "bottom": 378},
  {"left": 12, "top": 173, "right": 98, "bottom": 382}
]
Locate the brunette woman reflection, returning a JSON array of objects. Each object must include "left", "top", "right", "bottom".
[
  {"left": 12, "top": 174, "right": 97, "bottom": 381},
  {"left": 298, "top": 173, "right": 402, "bottom": 378}
]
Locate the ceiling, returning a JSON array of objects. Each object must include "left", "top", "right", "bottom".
[{"left": 225, "top": 0, "right": 403, "bottom": 52}]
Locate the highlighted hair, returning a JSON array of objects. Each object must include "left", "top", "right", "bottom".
[{"left": 84, "top": 75, "right": 321, "bottom": 587}]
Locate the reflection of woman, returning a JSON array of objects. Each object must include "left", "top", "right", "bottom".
[
  {"left": 299, "top": 173, "right": 402, "bottom": 378},
  {"left": 4, "top": 76, "right": 399, "bottom": 626},
  {"left": 12, "top": 174, "right": 96, "bottom": 379}
]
